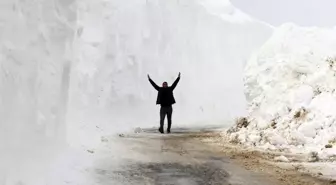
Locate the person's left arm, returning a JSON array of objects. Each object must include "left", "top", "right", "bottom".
[{"left": 171, "top": 72, "right": 181, "bottom": 90}]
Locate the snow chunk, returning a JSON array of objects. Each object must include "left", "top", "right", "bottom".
[
  {"left": 248, "top": 134, "right": 261, "bottom": 144},
  {"left": 289, "top": 85, "right": 314, "bottom": 108},
  {"left": 310, "top": 93, "right": 336, "bottom": 116},
  {"left": 267, "top": 131, "right": 288, "bottom": 146},
  {"left": 274, "top": 155, "right": 289, "bottom": 162},
  {"left": 298, "top": 121, "right": 319, "bottom": 138}
]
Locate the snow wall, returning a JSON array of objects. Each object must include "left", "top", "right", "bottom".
[
  {"left": 67, "top": 0, "right": 273, "bottom": 141},
  {"left": 0, "top": 0, "right": 76, "bottom": 184},
  {"left": 0, "top": 0, "right": 272, "bottom": 184}
]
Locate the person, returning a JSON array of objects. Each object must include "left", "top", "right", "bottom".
[{"left": 147, "top": 72, "right": 181, "bottom": 134}]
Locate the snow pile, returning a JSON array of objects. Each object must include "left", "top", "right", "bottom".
[{"left": 226, "top": 23, "right": 336, "bottom": 161}]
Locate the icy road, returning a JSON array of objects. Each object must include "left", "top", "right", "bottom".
[{"left": 91, "top": 128, "right": 280, "bottom": 185}]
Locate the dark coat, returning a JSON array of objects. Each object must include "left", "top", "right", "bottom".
[{"left": 149, "top": 76, "right": 180, "bottom": 106}]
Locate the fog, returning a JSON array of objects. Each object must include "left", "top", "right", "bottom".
[{"left": 0, "top": 0, "right": 272, "bottom": 184}]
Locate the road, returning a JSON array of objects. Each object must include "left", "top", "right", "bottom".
[{"left": 91, "top": 127, "right": 281, "bottom": 185}]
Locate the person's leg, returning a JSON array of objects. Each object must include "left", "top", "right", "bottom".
[
  {"left": 159, "top": 107, "right": 166, "bottom": 133},
  {"left": 167, "top": 106, "right": 173, "bottom": 133}
]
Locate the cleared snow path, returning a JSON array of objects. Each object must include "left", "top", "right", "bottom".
[{"left": 89, "top": 128, "right": 280, "bottom": 185}]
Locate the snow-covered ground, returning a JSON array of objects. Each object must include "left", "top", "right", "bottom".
[
  {"left": 225, "top": 23, "right": 336, "bottom": 180},
  {"left": 0, "top": 0, "right": 272, "bottom": 184}
]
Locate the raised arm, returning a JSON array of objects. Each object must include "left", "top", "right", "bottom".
[
  {"left": 148, "top": 74, "right": 160, "bottom": 91},
  {"left": 171, "top": 72, "right": 181, "bottom": 90}
]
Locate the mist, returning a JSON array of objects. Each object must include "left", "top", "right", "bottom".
[{"left": 0, "top": 0, "right": 272, "bottom": 184}]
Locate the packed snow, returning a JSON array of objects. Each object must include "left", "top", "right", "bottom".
[
  {"left": 225, "top": 23, "right": 336, "bottom": 180},
  {"left": 0, "top": 0, "right": 272, "bottom": 184}
]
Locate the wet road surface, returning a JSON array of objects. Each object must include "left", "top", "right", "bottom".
[{"left": 92, "top": 127, "right": 280, "bottom": 185}]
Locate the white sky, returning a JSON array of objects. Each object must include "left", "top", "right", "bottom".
[{"left": 230, "top": 0, "right": 336, "bottom": 27}]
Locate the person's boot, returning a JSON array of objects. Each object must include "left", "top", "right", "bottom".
[
  {"left": 167, "top": 123, "right": 171, "bottom": 134},
  {"left": 158, "top": 127, "right": 164, "bottom": 134}
]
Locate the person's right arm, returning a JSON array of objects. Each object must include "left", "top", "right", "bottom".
[{"left": 148, "top": 74, "right": 159, "bottom": 91}]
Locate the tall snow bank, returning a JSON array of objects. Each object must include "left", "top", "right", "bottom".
[
  {"left": 0, "top": 0, "right": 76, "bottom": 184},
  {"left": 227, "top": 23, "right": 336, "bottom": 161},
  {"left": 67, "top": 0, "right": 273, "bottom": 141}
]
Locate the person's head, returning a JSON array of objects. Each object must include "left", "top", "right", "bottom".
[{"left": 162, "top": 82, "right": 168, "bottom": 88}]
